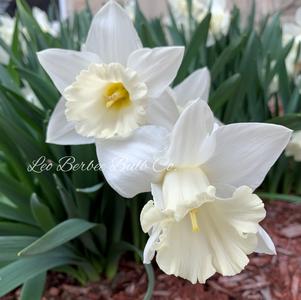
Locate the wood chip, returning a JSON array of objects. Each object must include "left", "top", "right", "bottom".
[
  {"left": 153, "top": 290, "right": 172, "bottom": 296},
  {"left": 291, "top": 274, "right": 300, "bottom": 300},
  {"left": 207, "top": 281, "right": 236, "bottom": 297},
  {"left": 280, "top": 224, "right": 301, "bottom": 238},
  {"left": 233, "top": 281, "right": 270, "bottom": 292},
  {"left": 277, "top": 247, "right": 295, "bottom": 256},
  {"left": 261, "top": 287, "right": 273, "bottom": 300}
]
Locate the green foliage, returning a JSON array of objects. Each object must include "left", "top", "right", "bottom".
[{"left": 0, "top": 0, "right": 300, "bottom": 298}]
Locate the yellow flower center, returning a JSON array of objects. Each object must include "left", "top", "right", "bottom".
[
  {"left": 189, "top": 209, "right": 200, "bottom": 233},
  {"left": 104, "top": 82, "right": 131, "bottom": 110}
]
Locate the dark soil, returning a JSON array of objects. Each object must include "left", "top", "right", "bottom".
[{"left": 2, "top": 201, "right": 301, "bottom": 300}]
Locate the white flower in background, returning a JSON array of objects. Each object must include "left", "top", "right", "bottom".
[
  {"left": 21, "top": 81, "right": 42, "bottom": 108},
  {"left": 0, "top": 7, "right": 60, "bottom": 65},
  {"left": 38, "top": 0, "right": 183, "bottom": 144},
  {"left": 32, "top": 7, "right": 60, "bottom": 37},
  {"left": 122, "top": 0, "right": 135, "bottom": 20},
  {"left": 170, "top": 0, "right": 207, "bottom": 24},
  {"left": 97, "top": 100, "right": 291, "bottom": 283},
  {"left": 169, "top": 0, "right": 230, "bottom": 45},
  {"left": 283, "top": 7, "right": 301, "bottom": 78},
  {"left": 268, "top": 60, "right": 279, "bottom": 94},
  {"left": 0, "top": 14, "right": 15, "bottom": 64},
  {"left": 285, "top": 131, "right": 301, "bottom": 161},
  {"left": 209, "top": 0, "right": 230, "bottom": 37}
]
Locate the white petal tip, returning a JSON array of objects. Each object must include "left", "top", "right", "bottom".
[
  {"left": 175, "top": 46, "right": 185, "bottom": 55},
  {"left": 36, "top": 50, "right": 46, "bottom": 62},
  {"left": 99, "top": 0, "right": 123, "bottom": 12}
]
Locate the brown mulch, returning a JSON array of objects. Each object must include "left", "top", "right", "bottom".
[{"left": 2, "top": 201, "right": 301, "bottom": 300}]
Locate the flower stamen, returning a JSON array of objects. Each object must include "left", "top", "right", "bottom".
[
  {"left": 104, "top": 82, "right": 131, "bottom": 109},
  {"left": 189, "top": 209, "right": 200, "bottom": 232}
]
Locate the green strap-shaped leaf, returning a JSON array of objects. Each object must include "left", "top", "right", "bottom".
[
  {"left": 258, "top": 192, "right": 301, "bottom": 203},
  {"left": 0, "top": 197, "right": 35, "bottom": 225},
  {"left": 267, "top": 113, "right": 301, "bottom": 130},
  {"left": 18, "top": 219, "right": 96, "bottom": 256},
  {"left": 209, "top": 74, "right": 241, "bottom": 112},
  {"left": 30, "top": 194, "right": 57, "bottom": 232},
  {"left": 0, "top": 254, "right": 74, "bottom": 297},
  {"left": 0, "top": 236, "right": 36, "bottom": 261},
  {"left": 0, "top": 222, "right": 42, "bottom": 236},
  {"left": 53, "top": 174, "right": 78, "bottom": 218},
  {"left": 211, "top": 36, "right": 246, "bottom": 80},
  {"left": 174, "top": 13, "right": 211, "bottom": 84},
  {"left": 76, "top": 183, "right": 104, "bottom": 194},
  {"left": 105, "top": 241, "right": 154, "bottom": 300},
  {"left": 20, "top": 272, "right": 46, "bottom": 300},
  {"left": 17, "top": 67, "right": 59, "bottom": 109},
  {"left": 0, "top": 173, "right": 31, "bottom": 206}
]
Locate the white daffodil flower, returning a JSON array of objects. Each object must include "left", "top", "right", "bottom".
[
  {"left": 283, "top": 7, "right": 301, "bottom": 78},
  {"left": 32, "top": 7, "right": 60, "bottom": 37},
  {"left": 285, "top": 130, "right": 301, "bottom": 161},
  {"left": 0, "top": 14, "right": 15, "bottom": 64},
  {"left": 123, "top": 0, "right": 135, "bottom": 21},
  {"left": 97, "top": 99, "right": 291, "bottom": 282},
  {"left": 210, "top": 0, "right": 230, "bottom": 35},
  {"left": 0, "top": 8, "right": 60, "bottom": 65},
  {"left": 168, "top": 0, "right": 230, "bottom": 45},
  {"left": 170, "top": 0, "right": 206, "bottom": 25},
  {"left": 21, "top": 81, "right": 42, "bottom": 109},
  {"left": 39, "top": 0, "right": 184, "bottom": 143},
  {"left": 141, "top": 186, "right": 266, "bottom": 283}
]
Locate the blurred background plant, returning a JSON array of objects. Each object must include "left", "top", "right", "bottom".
[{"left": 0, "top": 0, "right": 300, "bottom": 299}]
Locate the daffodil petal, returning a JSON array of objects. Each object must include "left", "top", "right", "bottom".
[
  {"left": 285, "top": 131, "right": 301, "bottom": 161},
  {"left": 215, "top": 186, "right": 266, "bottom": 235},
  {"left": 283, "top": 23, "right": 301, "bottom": 37},
  {"left": 295, "top": 7, "right": 301, "bottom": 27},
  {"left": 37, "top": 49, "right": 100, "bottom": 94},
  {"left": 95, "top": 126, "right": 169, "bottom": 198},
  {"left": 174, "top": 67, "right": 211, "bottom": 107},
  {"left": 140, "top": 200, "right": 168, "bottom": 233},
  {"left": 203, "top": 123, "right": 292, "bottom": 195},
  {"left": 197, "top": 204, "right": 257, "bottom": 277},
  {"left": 256, "top": 226, "right": 276, "bottom": 255},
  {"left": 197, "top": 187, "right": 265, "bottom": 277},
  {"left": 46, "top": 98, "right": 94, "bottom": 145},
  {"left": 212, "top": 0, "right": 226, "bottom": 10},
  {"left": 165, "top": 100, "right": 215, "bottom": 166},
  {"left": 155, "top": 216, "right": 215, "bottom": 284},
  {"left": 143, "top": 226, "right": 161, "bottom": 264},
  {"left": 147, "top": 89, "right": 179, "bottom": 131},
  {"left": 84, "top": 1, "right": 142, "bottom": 65},
  {"left": 127, "top": 46, "right": 184, "bottom": 97},
  {"left": 151, "top": 183, "right": 164, "bottom": 210}
]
